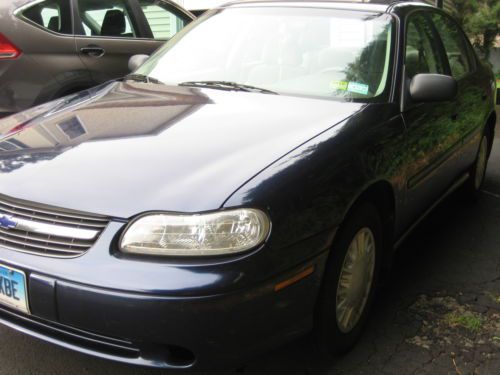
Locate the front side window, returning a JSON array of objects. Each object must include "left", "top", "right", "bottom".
[
  {"left": 405, "top": 13, "right": 446, "bottom": 79},
  {"left": 137, "top": 8, "right": 394, "bottom": 101},
  {"left": 430, "top": 12, "right": 472, "bottom": 80},
  {"left": 139, "top": 0, "right": 190, "bottom": 40},
  {"left": 77, "top": 0, "right": 137, "bottom": 38},
  {"left": 21, "top": 0, "right": 72, "bottom": 34}
]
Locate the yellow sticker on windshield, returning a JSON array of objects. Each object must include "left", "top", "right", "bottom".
[{"left": 330, "top": 81, "right": 349, "bottom": 91}]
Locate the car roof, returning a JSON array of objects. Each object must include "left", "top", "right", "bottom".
[
  {"left": 219, "top": 0, "right": 434, "bottom": 13},
  {"left": 183, "top": 0, "right": 229, "bottom": 11}
]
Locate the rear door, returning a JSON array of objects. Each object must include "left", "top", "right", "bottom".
[
  {"left": 11, "top": 0, "right": 90, "bottom": 106},
  {"left": 72, "top": 0, "right": 189, "bottom": 84}
]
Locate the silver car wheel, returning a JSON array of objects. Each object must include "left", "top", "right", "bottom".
[
  {"left": 474, "top": 136, "right": 488, "bottom": 190},
  {"left": 336, "top": 227, "right": 376, "bottom": 334}
]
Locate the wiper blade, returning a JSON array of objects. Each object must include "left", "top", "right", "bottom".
[
  {"left": 124, "top": 74, "right": 162, "bottom": 85},
  {"left": 178, "top": 81, "right": 278, "bottom": 95}
]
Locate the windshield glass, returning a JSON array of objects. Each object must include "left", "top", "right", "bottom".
[{"left": 138, "top": 7, "right": 394, "bottom": 101}]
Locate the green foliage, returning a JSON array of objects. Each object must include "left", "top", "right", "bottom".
[
  {"left": 450, "top": 0, "right": 500, "bottom": 59},
  {"left": 445, "top": 312, "right": 483, "bottom": 332}
]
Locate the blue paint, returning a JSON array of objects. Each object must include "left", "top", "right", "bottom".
[{"left": 0, "top": 215, "right": 17, "bottom": 229}]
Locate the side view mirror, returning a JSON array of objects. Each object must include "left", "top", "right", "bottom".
[
  {"left": 128, "top": 54, "right": 149, "bottom": 72},
  {"left": 409, "top": 74, "right": 457, "bottom": 102}
]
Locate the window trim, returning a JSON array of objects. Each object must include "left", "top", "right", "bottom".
[
  {"left": 14, "top": 0, "right": 75, "bottom": 37},
  {"left": 390, "top": 13, "right": 403, "bottom": 104}
]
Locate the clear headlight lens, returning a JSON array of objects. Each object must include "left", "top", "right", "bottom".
[{"left": 120, "top": 209, "right": 270, "bottom": 256}]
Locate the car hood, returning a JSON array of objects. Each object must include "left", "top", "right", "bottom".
[{"left": 0, "top": 81, "right": 363, "bottom": 218}]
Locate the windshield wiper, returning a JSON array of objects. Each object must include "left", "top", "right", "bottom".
[
  {"left": 124, "top": 73, "right": 162, "bottom": 85},
  {"left": 178, "top": 81, "right": 278, "bottom": 95}
]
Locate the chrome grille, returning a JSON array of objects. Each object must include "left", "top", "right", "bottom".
[{"left": 0, "top": 196, "right": 109, "bottom": 258}]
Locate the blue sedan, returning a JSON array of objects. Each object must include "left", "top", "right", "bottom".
[{"left": 0, "top": 0, "right": 496, "bottom": 369}]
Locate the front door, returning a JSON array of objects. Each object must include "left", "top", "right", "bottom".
[
  {"left": 401, "top": 11, "right": 461, "bottom": 228},
  {"left": 72, "top": 0, "right": 162, "bottom": 83},
  {"left": 430, "top": 11, "right": 489, "bottom": 175}
]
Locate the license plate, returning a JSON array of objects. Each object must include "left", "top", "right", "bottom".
[{"left": 0, "top": 264, "right": 29, "bottom": 314}]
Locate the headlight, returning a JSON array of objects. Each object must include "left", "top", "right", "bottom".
[{"left": 120, "top": 209, "right": 270, "bottom": 256}]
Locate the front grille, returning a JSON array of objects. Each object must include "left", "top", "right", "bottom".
[{"left": 0, "top": 195, "right": 109, "bottom": 258}]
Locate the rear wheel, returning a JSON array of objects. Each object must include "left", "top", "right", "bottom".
[{"left": 315, "top": 202, "right": 382, "bottom": 355}]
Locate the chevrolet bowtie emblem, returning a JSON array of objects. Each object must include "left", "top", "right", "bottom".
[{"left": 0, "top": 215, "right": 18, "bottom": 229}]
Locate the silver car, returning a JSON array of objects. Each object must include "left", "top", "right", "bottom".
[{"left": 0, "top": 0, "right": 194, "bottom": 118}]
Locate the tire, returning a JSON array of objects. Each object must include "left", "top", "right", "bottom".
[
  {"left": 462, "top": 132, "right": 490, "bottom": 199},
  {"left": 314, "top": 202, "right": 382, "bottom": 355}
]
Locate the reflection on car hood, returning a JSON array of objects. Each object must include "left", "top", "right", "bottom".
[{"left": 0, "top": 81, "right": 363, "bottom": 218}]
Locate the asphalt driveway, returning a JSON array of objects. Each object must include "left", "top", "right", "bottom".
[{"left": 1, "top": 115, "right": 499, "bottom": 375}]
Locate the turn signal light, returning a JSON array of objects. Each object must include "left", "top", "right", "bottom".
[{"left": 0, "top": 34, "right": 21, "bottom": 59}]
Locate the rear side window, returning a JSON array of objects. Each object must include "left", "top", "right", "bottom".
[
  {"left": 405, "top": 13, "right": 446, "bottom": 79},
  {"left": 21, "top": 0, "right": 72, "bottom": 34},
  {"left": 430, "top": 13, "right": 473, "bottom": 80},
  {"left": 77, "top": 0, "right": 137, "bottom": 38},
  {"left": 139, "top": 0, "right": 190, "bottom": 40}
]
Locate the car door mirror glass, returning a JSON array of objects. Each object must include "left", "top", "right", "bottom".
[
  {"left": 129, "top": 54, "right": 149, "bottom": 72},
  {"left": 409, "top": 73, "right": 457, "bottom": 102}
]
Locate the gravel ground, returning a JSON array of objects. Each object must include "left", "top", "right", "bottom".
[{"left": 0, "top": 115, "right": 499, "bottom": 375}]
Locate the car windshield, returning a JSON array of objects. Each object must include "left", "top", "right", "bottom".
[{"left": 137, "top": 7, "right": 394, "bottom": 102}]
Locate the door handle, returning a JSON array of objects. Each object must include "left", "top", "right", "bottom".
[{"left": 80, "top": 46, "right": 105, "bottom": 58}]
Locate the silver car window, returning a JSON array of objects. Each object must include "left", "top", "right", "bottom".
[
  {"left": 139, "top": 0, "right": 190, "bottom": 40},
  {"left": 77, "top": 0, "right": 137, "bottom": 38},
  {"left": 21, "top": 0, "right": 72, "bottom": 34}
]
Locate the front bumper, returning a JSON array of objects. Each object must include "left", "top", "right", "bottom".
[{"left": 0, "top": 221, "right": 332, "bottom": 369}]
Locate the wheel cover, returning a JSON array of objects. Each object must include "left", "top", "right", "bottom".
[
  {"left": 336, "top": 227, "right": 376, "bottom": 333},
  {"left": 474, "top": 136, "right": 488, "bottom": 190}
]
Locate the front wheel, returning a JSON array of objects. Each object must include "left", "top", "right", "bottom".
[{"left": 314, "top": 202, "right": 382, "bottom": 355}]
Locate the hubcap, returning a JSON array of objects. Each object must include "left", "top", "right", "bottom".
[
  {"left": 474, "top": 136, "right": 488, "bottom": 190},
  {"left": 336, "top": 227, "right": 376, "bottom": 333}
]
